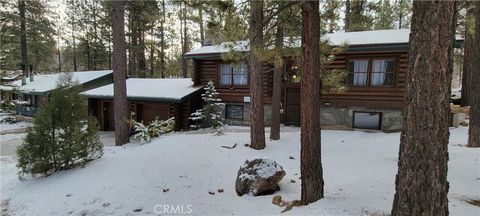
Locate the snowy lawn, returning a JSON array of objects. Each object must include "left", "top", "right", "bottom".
[
  {"left": 0, "top": 113, "right": 31, "bottom": 133},
  {"left": 1, "top": 126, "right": 479, "bottom": 215}
]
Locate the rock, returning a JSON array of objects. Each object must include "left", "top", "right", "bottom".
[
  {"left": 272, "top": 195, "right": 282, "bottom": 205},
  {"left": 235, "top": 158, "right": 286, "bottom": 196}
]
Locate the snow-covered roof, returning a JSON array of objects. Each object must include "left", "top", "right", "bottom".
[
  {"left": 10, "top": 70, "right": 112, "bottom": 94},
  {"left": 186, "top": 29, "right": 464, "bottom": 56},
  {"left": 81, "top": 78, "right": 202, "bottom": 102}
]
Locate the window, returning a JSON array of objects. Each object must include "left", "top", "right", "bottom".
[
  {"left": 219, "top": 63, "right": 248, "bottom": 87},
  {"left": 353, "top": 112, "right": 382, "bottom": 130},
  {"left": 347, "top": 58, "right": 396, "bottom": 87},
  {"left": 226, "top": 105, "right": 244, "bottom": 120}
]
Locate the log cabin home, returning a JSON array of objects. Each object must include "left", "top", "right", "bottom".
[
  {"left": 185, "top": 29, "right": 464, "bottom": 131},
  {"left": 81, "top": 78, "right": 202, "bottom": 131},
  {"left": 0, "top": 70, "right": 113, "bottom": 116}
]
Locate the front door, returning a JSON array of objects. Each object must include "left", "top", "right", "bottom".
[
  {"left": 284, "top": 84, "right": 300, "bottom": 125},
  {"left": 103, "top": 101, "right": 115, "bottom": 131}
]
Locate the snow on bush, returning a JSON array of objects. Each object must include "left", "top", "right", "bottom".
[
  {"left": 189, "top": 81, "right": 225, "bottom": 135},
  {"left": 130, "top": 117, "right": 175, "bottom": 143}
]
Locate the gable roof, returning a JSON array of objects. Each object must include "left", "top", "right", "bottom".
[
  {"left": 185, "top": 29, "right": 464, "bottom": 58},
  {"left": 7, "top": 70, "right": 112, "bottom": 94},
  {"left": 81, "top": 78, "right": 202, "bottom": 103}
]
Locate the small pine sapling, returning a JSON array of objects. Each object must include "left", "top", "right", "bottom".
[{"left": 189, "top": 81, "right": 225, "bottom": 135}]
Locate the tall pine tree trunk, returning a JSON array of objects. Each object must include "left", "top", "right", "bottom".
[
  {"left": 398, "top": 0, "right": 404, "bottom": 29},
  {"left": 270, "top": 11, "right": 284, "bottom": 141},
  {"left": 160, "top": 0, "right": 166, "bottom": 78},
  {"left": 391, "top": 1, "right": 457, "bottom": 215},
  {"left": 181, "top": 2, "right": 188, "bottom": 78},
  {"left": 300, "top": 0, "right": 324, "bottom": 205},
  {"left": 150, "top": 28, "right": 155, "bottom": 78},
  {"left": 467, "top": 1, "right": 480, "bottom": 148},
  {"left": 72, "top": 18, "right": 77, "bottom": 71},
  {"left": 249, "top": 0, "right": 265, "bottom": 150},
  {"left": 461, "top": 4, "right": 474, "bottom": 107},
  {"left": 138, "top": 29, "right": 147, "bottom": 78},
  {"left": 108, "top": 33, "right": 112, "bottom": 70},
  {"left": 199, "top": 7, "right": 204, "bottom": 46},
  {"left": 344, "top": 0, "right": 350, "bottom": 32},
  {"left": 112, "top": 0, "right": 129, "bottom": 146},
  {"left": 19, "top": 0, "right": 28, "bottom": 85},
  {"left": 92, "top": 2, "right": 98, "bottom": 71}
]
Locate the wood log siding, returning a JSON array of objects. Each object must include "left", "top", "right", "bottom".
[
  {"left": 193, "top": 51, "right": 408, "bottom": 108},
  {"left": 194, "top": 60, "right": 273, "bottom": 103},
  {"left": 89, "top": 98, "right": 191, "bottom": 131}
]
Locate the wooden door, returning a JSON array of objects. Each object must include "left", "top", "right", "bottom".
[
  {"left": 284, "top": 85, "right": 300, "bottom": 125},
  {"left": 103, "top": 101, "right": 115, "bottom": 131}
]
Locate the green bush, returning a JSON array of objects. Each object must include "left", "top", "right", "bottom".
[{"left": 16, "top": 73, "right": 103, "bottom": 177}]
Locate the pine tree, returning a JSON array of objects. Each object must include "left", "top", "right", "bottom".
[
  {"left": 249, "top": 0, "right": 266, "bottom": 150},
  {"left": 190, "top": 81, "right": 224, "bottom": 135},
  {"left": 112, "top": 0, "right": 129, "bottom": 146},
  {"left": 467, "top": 1, "right": 479, "bottom": 148},
  {"left": 344, "top": 0, "right": 374, "bottom": 32},
  {"left": 461, "top": 2, "right": 475, "bottom": 107},
  {"left": 373, "top": 0, "right": 396, "bottom": 30},
  {"left": 391, "top": 1, "right": 457, "bottom": 215},
  {"left": 300, "top": 0, "right": 324, "bottom": 205},
  {"left": 16, "top": 73, "right": 103, "bottom": 176},
  {"left": 0, "top": 0, "right": 56, "bottom": 72}
]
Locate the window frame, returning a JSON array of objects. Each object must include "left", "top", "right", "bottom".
[
  {"left": 216, "top": 62, "right": 250, "bottom": 89},
  {"left": 352, "top": 111, "right": 382, "bottom": 130},
  {"left": 346, "top": 56, "right": 398, "bottom": 88},
  {"left": 225, "top": 104, "right": 244, "bottom": 120}
]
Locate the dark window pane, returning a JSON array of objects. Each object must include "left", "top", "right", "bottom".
[
  {"left": 226, "top": 105, "right": 243, "bottom": 119},
  {"left": 348, "top": 61, "right": 355, "bottom": 72},
  {"left": 353, "top": 112, "right": 381, "bottom": 130},
  {"left": 347, "top": 73, "right": 354, "bottom": 85},
  {"left": 386, "top": 60, "right": 395, "bottom": 72},
  {"left": 385, "top": 73, "right": 395, "bottom": 85}
]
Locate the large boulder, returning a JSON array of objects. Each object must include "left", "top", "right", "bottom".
[{"left": 235, "top": 158, "right": 286, "bottom": 196}]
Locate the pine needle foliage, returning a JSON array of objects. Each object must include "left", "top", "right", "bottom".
[{"left": 16, "top": 73, "right": 103, "bottom": 177}]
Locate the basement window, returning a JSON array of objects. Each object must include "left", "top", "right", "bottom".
[
  {"left": 353, "top": 111, "right": 382, "bottom": 130},
  {"left": 226, "top": 105, "right": 244, "bottom": 120}
]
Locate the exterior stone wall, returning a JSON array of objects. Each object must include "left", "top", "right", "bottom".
[
  {"left": 320, "top": 106, "right": 403, "bottom": 132},
  {"left": 222, "top": 103, "right": 272, "bottom": 126},
  {"left": 222, "top": 102, "right": 403, "bottom": 132}
]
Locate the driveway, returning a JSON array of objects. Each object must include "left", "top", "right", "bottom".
[{"left": 0, "top": 131, "right": 116, "bottom": 158}]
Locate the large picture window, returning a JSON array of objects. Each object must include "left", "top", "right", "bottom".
[
  {"left": 347, "top": 58, "right": 396, "bottom": 87},
  {"left": 219, "top": 63, "right": 248, "bottom": 87}
]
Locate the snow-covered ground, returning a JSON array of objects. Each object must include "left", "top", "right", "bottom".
[
  {"left": 1, "top": 126, "right": 479, "bottom": 215},
  {"left": 0, "top": 113, "right": 31, "bottom": 133}
]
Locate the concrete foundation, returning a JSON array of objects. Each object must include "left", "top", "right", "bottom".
[
  {"left": 320, "top": 106, "right": 403, "bottom": 132},
  {"left": 222, "top": 102, "right": 403, "bottom": 132}
]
